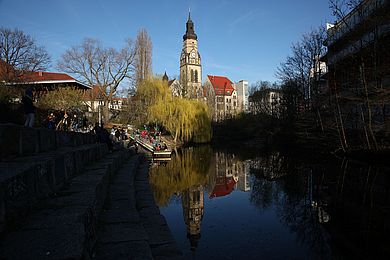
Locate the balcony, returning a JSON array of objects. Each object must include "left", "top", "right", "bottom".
[{"left": 326, "top": 0, "right": 389, "bottom": 47}]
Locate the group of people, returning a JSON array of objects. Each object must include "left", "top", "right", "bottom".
[
  {"left": 135, "top": 128, "right": 168, "bottom": 151},
  {"left": 20, "top": 88, "right": 166, "bottom": 154},
  {"left": 48, "top": 112, "right": 89, "bottom": 132},
  {"left": 111, "top": 126, "right": 129, "bottom": 142},
  {"left": 21, "top": 87, "right": 89, "bottom": 132}
]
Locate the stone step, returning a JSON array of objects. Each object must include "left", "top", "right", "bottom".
[
  {"left": 93, "top": 156, "right": 154, "bottom": 260},
  {"left": 134, "top": 163, "right": 182, "bottom": 260},
  {"left": 93, "top": 156, "right": 183, "bottom": 260},
  {"left": 0, "top": 143, "right": 108, "bottom": 233},
  {"left": 0, "top": 124, "right": 97, "bottom": 160},
  {"left": 0, "top": 149, "right": 130, "bottom": 259}
]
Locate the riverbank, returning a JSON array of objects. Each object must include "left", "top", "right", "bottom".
[{"left": 93, "top": 154, "right": 182, "bottom": 259}]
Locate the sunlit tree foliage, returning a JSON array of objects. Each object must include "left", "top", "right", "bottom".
[
  {"left": 37, "top": 87, "right": 86, "bottom": 112},
  {"left": 137, "top": 77, "right": 212, "bottom": 143}
]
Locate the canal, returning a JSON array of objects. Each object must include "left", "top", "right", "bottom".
[{"left": 148, "top": 146, "right": 390, "bottom": 259}]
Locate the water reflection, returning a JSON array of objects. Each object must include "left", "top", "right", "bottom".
[
  {"left": 182, "top": 185, "right": 204, "bottom": 251},
  {"left": 149, "top": 146, "right": 390, "bottom": 259}
]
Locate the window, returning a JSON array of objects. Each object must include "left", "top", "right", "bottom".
[
  {"left": 191, "top": 70, "right": 194, "bottom": 82},
  {"left": 195, "top": 70, "right": 198, "bottom": 83}
]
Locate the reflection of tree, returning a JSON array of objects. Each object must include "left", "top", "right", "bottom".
[
  {"left": 249, "top": 153, "right": 332, "bottom": 258},
  {"left": 276, "top": 172, "right": 332, "bottom": 259},
  {"left": 248, "top": 152, "right": 290, "bottom": 180},
  {"left": 249, "top": 178, "right": 278, "bottom": 211},
  {"left": 325, "top": 159, "right": 390, "bottom": 258},
  {"left": 149, "top": 146, "right": 212, "bottom": 206}
]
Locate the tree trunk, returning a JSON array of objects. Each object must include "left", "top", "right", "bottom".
[
  {"left": 360, "top": 62, "right": 378, "bottom": 151},
  {"left": 103, "top": 102, "right": 110, "bottom": 123}
]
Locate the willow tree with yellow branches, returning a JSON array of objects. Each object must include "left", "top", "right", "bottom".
[
  {"left": 149, "top": 146, "right": 212, "bottom": 206},
  {"left": 136, "top": 77, "right": 212, "bottom": 143}
]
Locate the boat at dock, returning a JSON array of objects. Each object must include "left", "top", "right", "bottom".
[{"left": 129, "top": 134, "right": 172, "bottom": 159}]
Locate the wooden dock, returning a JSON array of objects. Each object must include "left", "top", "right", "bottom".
[{"left": 130, "top": 135, "right": 171, "bottom": 159}]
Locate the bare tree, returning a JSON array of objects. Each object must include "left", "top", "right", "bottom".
[
  {"left": 58, "top": 38, "right": 136, "bottom": 122},
  {"left": 276, "top": 26, "right": 327, "bottom": 109},
  {"left": 327, "top": 0, "right": 389, "bottom": 151},
  {"left": 329, "top": 0, "right": 361, "bottom": 18},
  {"left": 134, "top": 28, "right": 152, "bottom": 87},
  {"left": 0, "top": 27, "right": 50, "bottom": 81}
]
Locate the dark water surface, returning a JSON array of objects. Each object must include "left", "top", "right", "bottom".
[{"left": 149, "top": 146, "right": 390, "bottom": 260}]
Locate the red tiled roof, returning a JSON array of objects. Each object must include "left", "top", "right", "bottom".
[
  {"left": 209, "top": 176, "right": 237, "bottom": 198},
  {"left": 0, "top": 59, "right": 90, "bottom": 89},
  {"left": 207, "top": 75, "right": 235, "bottom": 96},
  {"left": 168, "top": 79, "right": 175, "bottom": 87},
  {"left": 19, "top": 71, "right": 76, "bottom": 82}
]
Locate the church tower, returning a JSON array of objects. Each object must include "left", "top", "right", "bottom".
[{"left": 180, "top": 12, "right": 202, "bottom": 99}]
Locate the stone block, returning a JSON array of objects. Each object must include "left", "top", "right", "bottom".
[
  {"left": 37, "top": 128, "right": 56, "bottom": 152},
  {"left": 94, "top": 241, "right": 153, "bottom": 260},
  {"left": 0, "top": 124, "right": 20, "bottom": 158},
  {"left": 53, "top": 152, "right": 67, "bottom": 188},
  {"left": 101, "top": 208, "right": 141, "bottom": 224},
  {"left": 0, "top": 188, "right": 4, "bottom": 232},
  {"left": 0, "top": 223, "right": 86, "bottom": 259},
  {"left": 19, "top": 126, "right": 39, "bottom": 155},
  {"left": 33, "top": 159, "right": 56, "bottom": 200},
  {"left": 2, "top": 165, "right": 37, "bottom": 220},
  {"left": 73, "top": 149, "right": 84, "bottom": 175},
  {"left": 64, "top": 151, "right": 76, "bottom": 179},
  {"left": 55, "top": 131, "right": 71, "bottom": 147},
  {"left": 151, "top": 243, "right": 183, "bottom": 259},
  {"left": 98, "top": 222, "right": 149, "bottom": 244}
]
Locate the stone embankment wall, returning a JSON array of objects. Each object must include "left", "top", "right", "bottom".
[
  {"left": 0, "top": 124, "right": 106, "bottom": 233},
  {"left": 0, "top": 124, "right": 183, "bottom": 259}
]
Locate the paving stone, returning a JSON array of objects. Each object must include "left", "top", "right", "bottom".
[
  {"left": 151, "top": 242, "right": 183, "bottom": 259},
  {"left": 135, "top": 182, "right": 152, "bottom": 192},
  {"left": 98, "top": 222, "right": 148, "bottom": 244},
  {"left": 144, "top": 222, "right": 176, "bottom": 246},
  {"left": 137, "top": 197, "right": 157, "bottom": 209},
  {"left": 138, "top": 206, "right": 160, "bottom": 216},
  {"left": 37, "top": 192, "right": 96, "bottom": 209},
  {"left": 143, "top": 214, "right": 169, "bottom": 226},
  {"left": 21, "top": 206, "right": 85, "bottom": 230},
  {"left": 109, "top": 198, "right": 137, "bottom": 210},
  {"left": 109, "top": 188, "right": 134, "bottom": 201},
  {"left": 94, "top": 240, "right": 153, "bottom": 260},
  {"left": 0, "top": 223, "right": 86, "bottom": 260},
  {"left": 101, "top": 208, "right": 141, "bottom": 224}
]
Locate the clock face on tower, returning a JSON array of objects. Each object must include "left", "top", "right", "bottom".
[{"left": 191, "top": 52, "right": 196, "bottom": 58}]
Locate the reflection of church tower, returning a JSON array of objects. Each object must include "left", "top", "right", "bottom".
[
  {"left": 182, "top": 185, "right": 204, "bottom": 251},
  {"left": 180, "top": 12, "right": 202, "bottom": 99}
]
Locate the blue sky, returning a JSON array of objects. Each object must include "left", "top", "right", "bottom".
[{"left": 0, "top": 0, "right": 334, "bottom": 85}]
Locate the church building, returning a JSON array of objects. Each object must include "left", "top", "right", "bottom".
[{"left": 180, "top": 12, "right": 202, "bottom": 99}]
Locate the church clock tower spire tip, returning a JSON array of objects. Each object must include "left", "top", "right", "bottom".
[{"left": 180, "top": 10, "right": 202, "bottom": 99}]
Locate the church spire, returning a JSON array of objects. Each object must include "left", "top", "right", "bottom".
[
  {"left": 183, "top": 10, "right": 197, "bottom": 41},
  {"left": 162, "top": 71, "right": 168, "bottom": 81}
]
